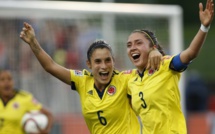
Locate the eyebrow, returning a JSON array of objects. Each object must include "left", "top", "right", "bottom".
[{"left": 127, "top": 39, "right": 142, "bottom": 45}]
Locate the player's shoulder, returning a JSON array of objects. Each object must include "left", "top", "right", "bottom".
[
  {"left": 16, "top": 90, "right": 41, "bottom": 105},
  {"left": 82, "top": 69, "right": 92, "bottom": 76},
  {"left": 120, "top": 69, "right": 136, "bottom": 75},
  {"left": 163, "top": 55, "right": 173, "bottom": 60},
  {"left": 113, "top": 69, "right": 137, "bottom": 78},
  {"left": 162, "top": 55, "right": 174, "bottom": 65},
  {"left": 16, "top": 90, "right": 33, "bottom": 98},
  {"left": 71, "top": 69, "right": 92, "bottom": 77}
]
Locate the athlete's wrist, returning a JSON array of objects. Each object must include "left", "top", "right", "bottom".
[{"left": 200, "top": 24, "right": 210, "bottom": 33}]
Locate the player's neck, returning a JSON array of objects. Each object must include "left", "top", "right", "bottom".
[
  {"left": 137, "top": 68, "right": 145, "bottom": 77},
  {"left": 95, "top": 84, "right": 108, "bottom": 92},
  {"left": 94, "top": 80, "right": 111, "bottom": 92},
  {"left": 0, "top": 91, "right": 16, "bottom": 105}
]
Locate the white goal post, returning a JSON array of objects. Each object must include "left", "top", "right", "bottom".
[
  {"left": 0, "top": 1, "right": 183, "bottom": 53},
  {"left": 0, "top": 1, "right": 185, "bottom": 114}
]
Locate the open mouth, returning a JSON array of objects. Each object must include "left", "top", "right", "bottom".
[
  {"left": 132, "top": 53, "right": 140, "bottom": 60},
  {"left": 99, "top": 72, "right": 109, "bottom": 77},
  {"left": 4, "top": 86, "right": 11, "bottom": 91},
  {"left": 4, "top": 86, "right": 10, "bottom": 90}
]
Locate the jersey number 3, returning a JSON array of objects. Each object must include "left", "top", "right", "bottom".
[{"left": 139, "top": 92, "right": 147, "bottom": 109}]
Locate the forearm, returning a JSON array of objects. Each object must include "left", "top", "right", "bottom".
[
  {"left": 188, "top": 29, "right": 207, "bottom": 57},
  {"left": 29, "top": 38, "right": 71, "bottom": 84},
  {"left": 20, "top": 22, "right": 71, "bottom": 85},
  {"left": 29, "top": 38, "right": 55, "bottom": 72},
  {"left": 180, "top": 0, "right": 214, "bottom": 64},
  {"left": 40, "top": 108, "right": 54, "bottom": 133},
  {"left": 180, "top": 28, "right": 208, "bottom": 63}
]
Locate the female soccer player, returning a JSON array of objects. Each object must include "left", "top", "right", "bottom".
[
  {"left": 0, "top": 69, "right": 53, "bottom": 134},
  {"left": 126, "top": 0, "right": 214, "bottom": 133},
  {"left": 19, "top": 21, "right": 162, "bottom": 133}
]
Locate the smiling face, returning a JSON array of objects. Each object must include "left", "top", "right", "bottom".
[
  {"left": 87, "top": 48, "right": 114, "bottom": 90},
  {"left": 127, "top": 32, "right": 151, "bottom": 72},
  {"left": 0, "top": 70, "right": 15, "bottom": 98}
]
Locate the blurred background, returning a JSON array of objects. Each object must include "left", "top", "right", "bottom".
[{"left": 0, "top": 0, "right": 214, "bottom": 134}]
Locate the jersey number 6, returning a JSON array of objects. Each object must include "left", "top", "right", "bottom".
[{"left": 97, "top": 110, "right": 107, "bottom": 126}]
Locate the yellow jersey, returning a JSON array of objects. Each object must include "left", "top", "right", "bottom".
[
  {"left": 0, "top": 90, "right": 42, "bottom": 134},
  {"left": 128, "top": 56, "right": 187, "bottom": 134},
  {"left": 70, "top": 69, "right": 140, "bottom": 134}
]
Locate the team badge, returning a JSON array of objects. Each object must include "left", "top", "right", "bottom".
[
  {"left": 107, "top": 85, "right": 116, "bottom": 96},
  {"left": 148, "top": 69, "right": 155, "bottom": 76},
  {"left": 13, "top": 102, "right": 20, "bottom": 109},
  {"left": 74, "top": 70, "right": 83, "bottom": 76}
]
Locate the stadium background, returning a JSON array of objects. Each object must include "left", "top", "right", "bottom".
[{"left": 0, "top": 0, "right": 215, "bottom": 133}]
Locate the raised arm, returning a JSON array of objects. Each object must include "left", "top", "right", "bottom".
[
  {"left": 20, "top": 22, "right": 71, "bottom": 85},
  {"left": 180, "top": 0, "right": 214, "bottom": 64}
]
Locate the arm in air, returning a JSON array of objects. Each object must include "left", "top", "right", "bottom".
[
  {"left": 180, "top": 0, "right": 214, "bottom": 64},
  {"left": 20, "top": 22, "right": 71, "bottom": 85}
]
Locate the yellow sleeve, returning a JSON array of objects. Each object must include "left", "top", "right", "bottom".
[{"left": 70, "top": 69, "right": 91, "bottom": 92}]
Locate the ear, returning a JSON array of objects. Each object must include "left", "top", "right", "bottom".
[{"left": 86, "top": 60, "right": 91, "bottom": 69}]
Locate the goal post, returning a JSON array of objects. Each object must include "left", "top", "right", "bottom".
[
  {"left": 0, "top": 1, "right": 183, "bottom": 51},
  {"left": 0, "top": 0, "right": 185, "bottom": 127}
]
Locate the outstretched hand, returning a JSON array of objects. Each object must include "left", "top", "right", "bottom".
[
  {"left": 199, "top": 0, "right": 214, "bottom": 26},
  {"left": 20, "top": 22, "right": 36, "bottom": 44}
]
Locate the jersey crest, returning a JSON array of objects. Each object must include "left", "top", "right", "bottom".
[
  {"left": 13, "top": 102, "right": 20, "bottom": 109},
  {"left": 107, "top": 85, "right": 116, "bottom": 96},
  {"left": 148, "top": 69, "right": 155, "bottom": 76}
]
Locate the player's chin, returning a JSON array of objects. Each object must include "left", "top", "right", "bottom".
[
  {"left": 134, "top": 61, "right": 144, "bottom": 69},
  {"left": 131, "top": 60, "right": 140, "bottom": 67},
  {"left": 99, "top": 78, "right": 111, "bottom": 85},
  {"left": 2, "top": 89, "right": 13, "bottom": 95}
]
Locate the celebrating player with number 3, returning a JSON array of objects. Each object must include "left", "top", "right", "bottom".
[{"left": 126, "top": 0, "right": 214, "bottom": 133}]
